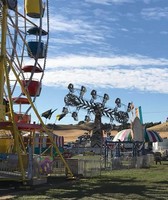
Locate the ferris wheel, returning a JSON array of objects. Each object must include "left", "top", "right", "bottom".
[
  {"left": 0, "top": 0, "right": 49, "bottom": 123},
  {"left": 0, "top": 0, "right": 50, "bottom": 180},
  {"left": 0, "top": 1, "right": 74, "bottom": 182}
]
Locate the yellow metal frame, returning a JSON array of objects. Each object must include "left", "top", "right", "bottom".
[
  {"left": 0, "top": 3, "right": 7, "bottom": 121},
  {"left": 0, "top": 2, "right": 74, "bottom": 181},
  {"left": 8, "top": 58, "right": 74, "bottom": 177},
  {"left": 0, "top": 3, "right": 26, "bottom": 181}
]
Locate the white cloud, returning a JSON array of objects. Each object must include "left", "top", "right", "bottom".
[
  {"left": 18, "top": 2, "right": 168, "bottom": 95},
  {"left": 43, "top": 67, "right": 168, "bottom": 93},
  {"left": 141, "top": 7, "right": 168, "bottom": 20},
  {"left": 46, "top": 55, "right": 168, "bottom": 68},
  {"left": 42, "top": 55, "right": 168, "bottom": 94},
  {"left": 49, "top": 13, "right": 106, "bottom": 46}
]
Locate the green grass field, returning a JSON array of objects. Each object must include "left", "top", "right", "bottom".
[{"left": 2, "top": 161, "right": 168, "bottom": 200}]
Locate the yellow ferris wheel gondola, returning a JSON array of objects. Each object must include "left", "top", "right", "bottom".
[{"left": 25, "top": 0, "right": 45, "bottom": 18}]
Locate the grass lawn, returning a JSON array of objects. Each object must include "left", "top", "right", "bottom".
[{"left": 1, "top": 161, "right": 168, "bottom": 200}]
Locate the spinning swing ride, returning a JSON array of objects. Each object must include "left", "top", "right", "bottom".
[
  {"left": 0, "top": 0, "right": 73, "bottom": 183},
  {"left": 61, "top": 83, "right": 134, "bottom": 148}
]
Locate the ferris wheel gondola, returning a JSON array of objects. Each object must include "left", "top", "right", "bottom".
[{"left": 1, "top": 0, "right": 49, "bottom": 120}]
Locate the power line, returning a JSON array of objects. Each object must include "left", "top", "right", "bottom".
[{"left": 143, "top": 111, "right": 168, "bottom": 114}]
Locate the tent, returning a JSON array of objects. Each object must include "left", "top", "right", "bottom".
[
  {"left": 112, "top": 129, "right": 163, "bottom": 143},
  {"left": 113, "top": 129, "right": 133, "bottom": 142},
  {"left": 144, "top": 130, "right": 163, "bottom": 142}
]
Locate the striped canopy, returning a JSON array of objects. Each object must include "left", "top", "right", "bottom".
[
  {"left": 113, "top": 129, "right": 133, "bottom": 142},
  {"left": 144, "top": 130, "right": 163, "bottom": 142}
]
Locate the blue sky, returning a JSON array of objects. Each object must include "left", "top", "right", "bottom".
[{"left": 19, "top": 0, "right": 168, "bottom": 125}]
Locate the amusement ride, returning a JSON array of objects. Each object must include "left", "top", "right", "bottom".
[
  {"left": 61, "top": 83, "right": 134, "bottom": 148},
  {"left": 0, "top": 0, "right": 73, "bottom": 184}
]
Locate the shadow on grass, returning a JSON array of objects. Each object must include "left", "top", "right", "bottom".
[{"left": 10, "top": 175, "right": 168, "bottom": 200}]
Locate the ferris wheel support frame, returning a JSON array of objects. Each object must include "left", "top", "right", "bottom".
[
  {"left": 0, "top": 3, "right": 26, "bottom": 181},
  {"left": 0, "top": 2, "right": 7, "bottom": 121},
  {"left": 8, "top": 50, "right": 74, "bottom": 179},
  {"left": 0, "top": 1, "right": 74, "bottom": 181}
]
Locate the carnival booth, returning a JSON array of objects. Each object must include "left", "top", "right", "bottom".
[
  {"left": 22, "top": 132, "right": 64, "bottom": 156},
  {"left": 111, "top": 129, "right": 143, "bottom": 157},
  {"left": 144, "top": 129, "right": 163, "bottom": 152}
]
